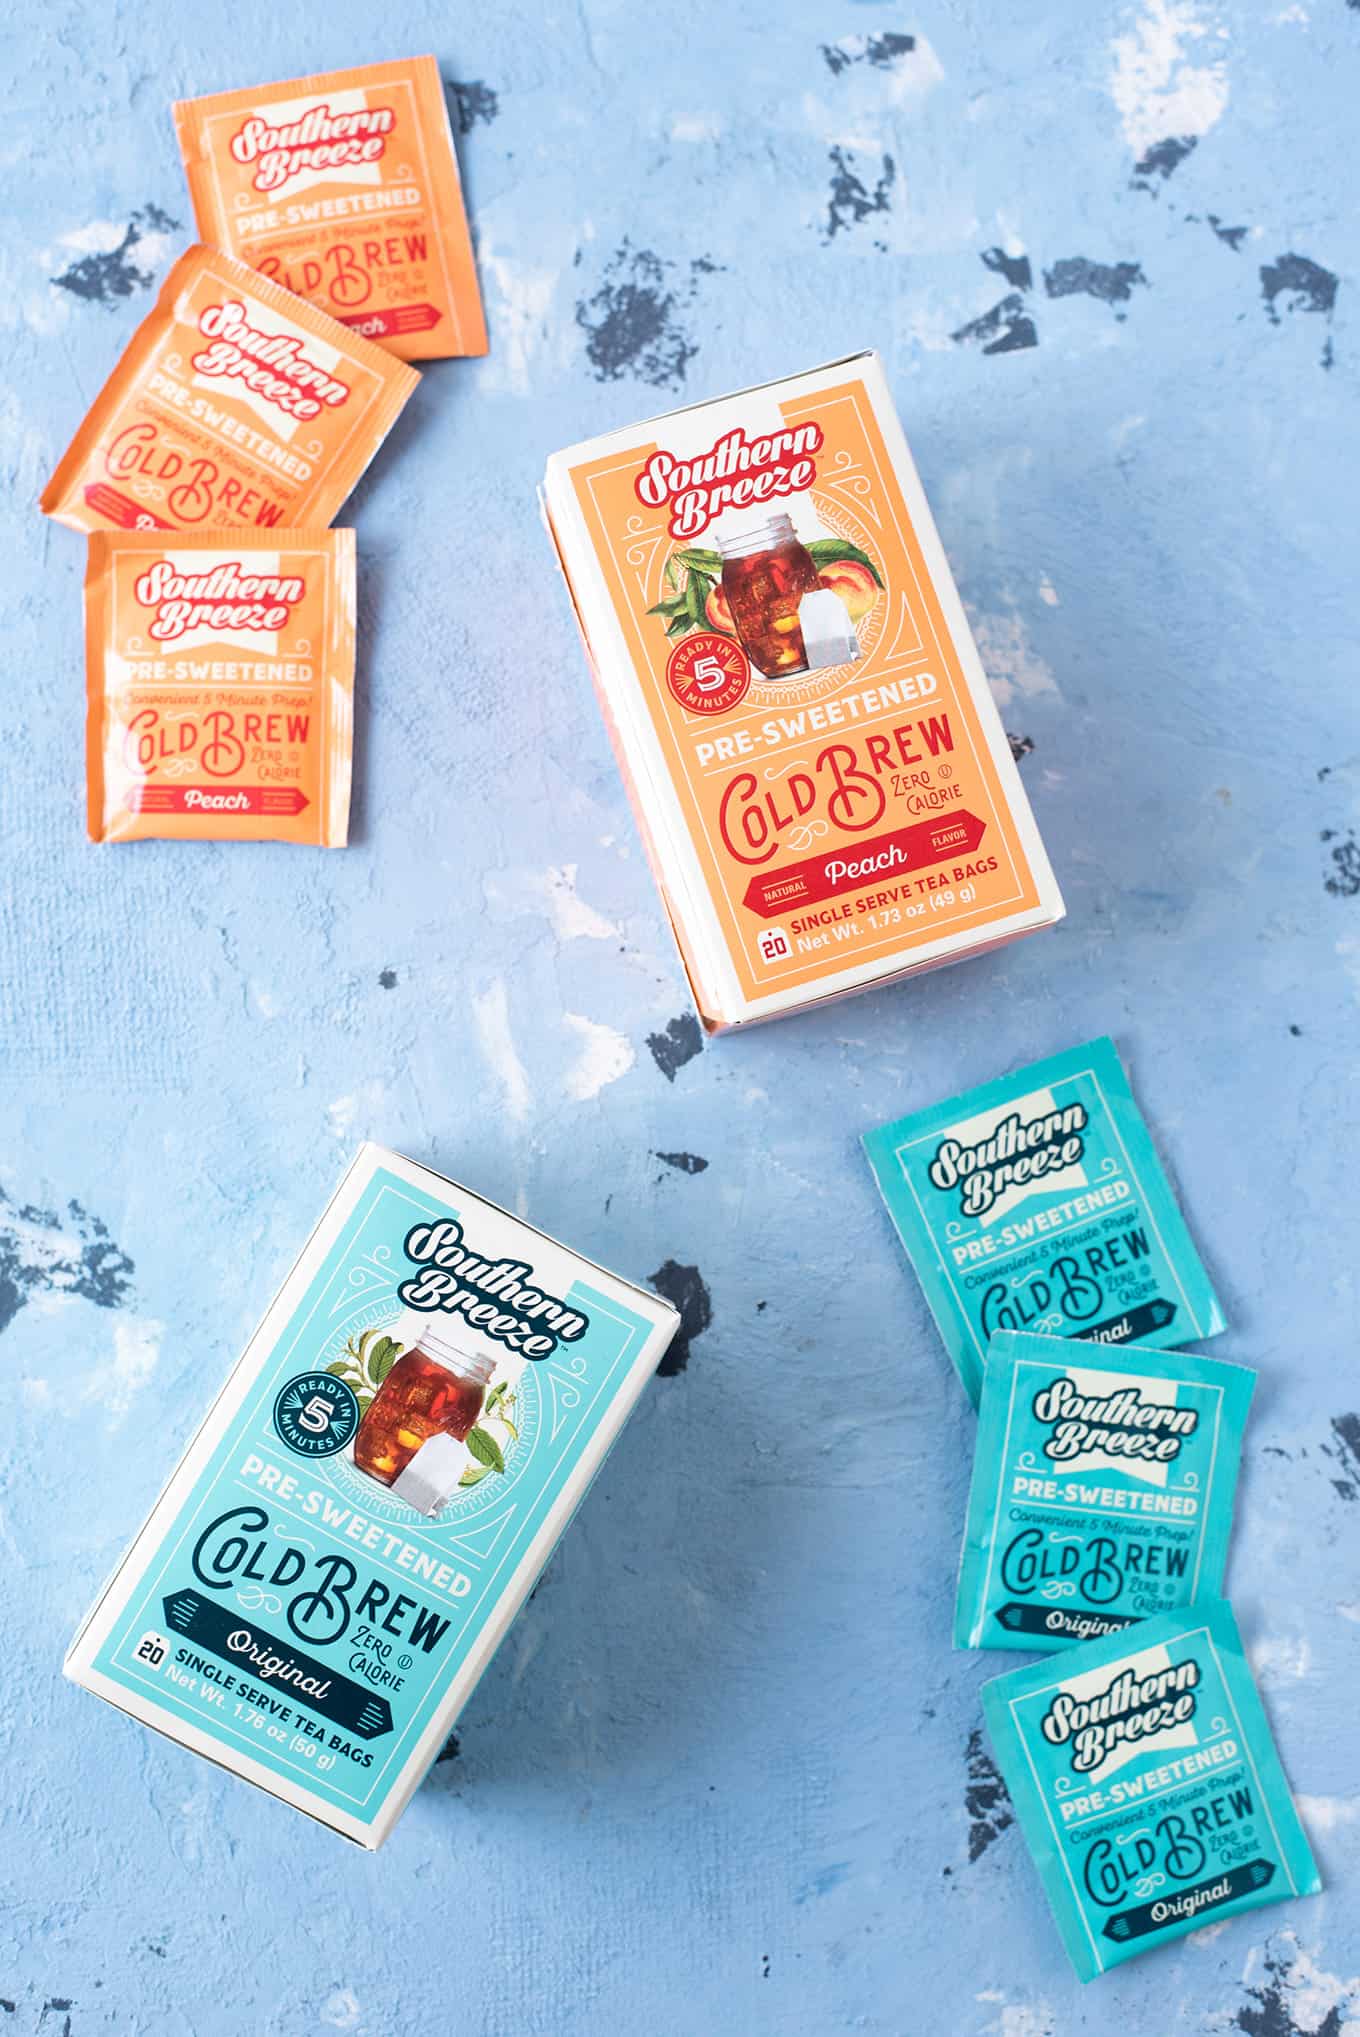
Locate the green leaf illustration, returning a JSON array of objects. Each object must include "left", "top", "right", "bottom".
[
  {"left": 466, "top": 1426, "right": 505, "bottom": 1473},
  {"left": 685, "top": 569, "right": 710, "bottom": 630},
  {"left": 370, "top": 1337, "right": 401, "bottom": 1386},
  {"left": 806, "top": 537, "right": 884, "bottom": 587},
  {"left": 674, "top": 547, "right": 722, "bottom": 576},
  {"left": 327, "top": 1360, "right": 355, "bottom": 1379},
  {"left": 458, "top": 1462, "right": 492, "bottom": 1488}
]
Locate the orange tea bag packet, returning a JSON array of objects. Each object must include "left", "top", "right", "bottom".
[
  {"left": 84, "top": 526, "right": 356, "bottom": 846},
  {"left": 42, "top": 244, "right": 418, "bottom": 537},
  {"left": 173, "top": 57, "right": 487, "bottom": 360}
]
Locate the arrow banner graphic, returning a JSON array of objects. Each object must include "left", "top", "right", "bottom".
[
  {"left": 161, "top": 1590, "right": 393, "bottom": 1739},
  {"left": 82, "top": 482, "right": 172, "bottom": 530},
  {"left": 1102, "top": 1860, "right": 1276, "bottom": 1942},
  {"left": 995, "top": 1602, "right": 1136, "bottom": 1640},
  {"left": 128, "top": 786, "right": 311, "bottom": 816},
  {"left": 338, "top": 302, "right": 443, "bottom": 339},
  {"left": 742, "top": 811, "right": 987, "bottom": 919},
  {"left": 1074, "top": 1298, "right": 1179, "bottom": 1345}
]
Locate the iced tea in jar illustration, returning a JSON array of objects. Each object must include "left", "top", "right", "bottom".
[
  {"left": 353, "top": 1324, "right": 496, "bottom": 1487},
  {"left": 717, "top": 514, "right": 824, "bottom": 677}
]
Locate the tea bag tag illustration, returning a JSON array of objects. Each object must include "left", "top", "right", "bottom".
[
  {"left": 797, "top": 587, "right": 860, "bottom": 670},
  {"left": 392, "top": 1433, "right": 466, "bottom": 1518}
]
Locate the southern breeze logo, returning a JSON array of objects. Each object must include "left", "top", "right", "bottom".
[
  {"left": 134, "top": 558, "right": 305, "bottom": 644},
  {"left": 193, "top": 300, "right": 352, "bottom": 421},
  {"left": 1032, "top": 1374, "right": 1199, "bottom": 1467},
  {"left": 229, "top": 101, "right": 395, "bottom": 193},
  {"left": 1042, "top": 1654, "right": 1201, "bottom": 1775},
  {"left": 634, "top": 422, "right": 824, "bottom": 540},
  {"left": 928, "top": 1096, "right": 1090, "bottom": 1220},
  {"left": 398, "top": 1219, "right": 591, "bottom": 1360}
]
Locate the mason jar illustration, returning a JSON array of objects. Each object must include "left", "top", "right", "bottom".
[
  {"left": 353, "top": 1325, "right": 496, "bottom": 1489},
  {"left": 718, "top": 513, "right": 824, "bottom": 678}
]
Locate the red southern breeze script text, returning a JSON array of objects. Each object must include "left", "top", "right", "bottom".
[
  {"left": 634, "top": 424, "right": 824, "bottom": 539},
  {"left": 229, "top": 103, "right": 396, "bottom": 192}
]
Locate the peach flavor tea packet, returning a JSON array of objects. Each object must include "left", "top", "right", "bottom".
[
  {"left": 41, "top": 244, "right": 418, "bottom": 537},
  {"left": 174, "top": 57, "right": 487, "bottom": 360},
  {"left": 543, "top": 351, "right": 1064, "bottom": 1030},
  {"left": 84, "top": 527, "right": 355, "bottom": 845}
]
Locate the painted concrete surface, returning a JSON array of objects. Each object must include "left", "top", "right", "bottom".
[{"left": 1, "top": 1, "right": 1357, "bottom": 2032}]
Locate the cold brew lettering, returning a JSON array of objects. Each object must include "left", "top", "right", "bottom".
[{"left": 190, "top": 1503, "right": 452, "bottom": 1652}]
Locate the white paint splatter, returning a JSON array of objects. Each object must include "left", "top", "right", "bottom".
[
  {"left": 1233, "top": 1936, "right": 1360, "bottom": 2037},
  {"left": 1110, "top": 0, "right": 1230, "bottom": 159},
  {"left": 974, "top": 1997, "right": 1054, "bottom": 2037},
  {"left": 1275, "top": 2, "right": 1309, "bottom": 20},
  {"left": 1249, "top": 1631, "right": 1313, "bottom": 1682},
  {"left": 1038, "top": 575, "right": 1060, "bottom": 607},
  {"left": 476, "top": 246, "right": 558, "bottom": 396},
  {"left": 320, "top": 1990, "right": 362, "bottom": 2031},
  {"left": 485, "top": 864, "right": 617, "bottom": 941},
  {"left": 252, "top": 984, "right": 280, "bottom": 1018},
  {"left": 671, "top": 114, "right": 722, "bottom": 142},
  {"left": 970, "top": 609, "right": 1061, "bottom": 708},
  {"left": 1297, "top": 1794, "right": 1360, "bottom": 1834},
  {"left": 3, "top": 216, "right": 179, "bottom": 337},
  {"left": 54, "top": 218, "right": 174, "bottom": 263},
  {"left": 472, "top": 980, "right": 532, "bottom": 1125},
  {"left": 1336, "top": 934, "right": 1360, "bottom": 1002},
  {"left": 327, "top": 1083, "right": 388, "bottom": 1141},
  {"left": 562, "top": 1012, "right": 634, "bottom": 1101},
  {"left": 102, "top": 1316, "right": 163, "bottom": 1420},
  {"left": 900, "top": 304, "right": 961, "bottom": 354}
]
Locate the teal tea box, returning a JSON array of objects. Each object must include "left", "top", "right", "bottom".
[
  {"left": 65, "top": 1145, "right": 679, "bottom": 1846},
  {"left": 983, "top": 1599, "right": 1321, "bottom": 1980},
  {"left": 863, "top": 1037, "right": 1226, "bottom": 1405},
  {"left": 955, "top": 1330, "right": 1254, "bottom": 1651}
]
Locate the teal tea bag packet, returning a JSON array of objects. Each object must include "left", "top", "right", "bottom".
[
  {"left": 982, "top": 1598, "right": 1321, "bottom": 1981},
  {"left": 862, "top": 1037, "right": 1226, "bottom": 1405},
  {"left": 956, "top": 1329, "right": 1254, "bottom": 1651}
]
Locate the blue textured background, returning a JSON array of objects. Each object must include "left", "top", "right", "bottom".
[{"left": 2, "top": 3, "right": 1357, "bottom": 2032}]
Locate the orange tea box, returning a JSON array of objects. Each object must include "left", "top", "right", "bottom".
[
  {"left": 85, "top": 527, "right": 355, "bottom": 845},
  {"left": 41, "top": 244, "right": 418, "bottom": 537},
  {"left": 543, "top": 352, "right": 1065, "bottom": 1029},
  {"left": 174, "top": 57, "right": 487, "bottom": 360}
]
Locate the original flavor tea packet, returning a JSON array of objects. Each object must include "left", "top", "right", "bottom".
[
  {"left": 982, "top": 1599, "right": 1321, "bottom": 1979},
  {"left": 65, "top": 1145, "right": 679, "bottom": 1846},
  {"left": 174, "top": 57, "right": 486, "bottom": 359},
  {"left": 41, "top": 244, "right": 418, "bottom": 536},
  {"left": 863, "top": 1037, "right": 1226, "bottom": 1406},
  {"left": 955, "top": 1330, "right": 1254, "bottom": 1651},
  {"left": 543, "top": 351, "right": 1063, "bottom": 1030},
  {"left": 84, "top": 527, "right": 355, "bottom": 844}
]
